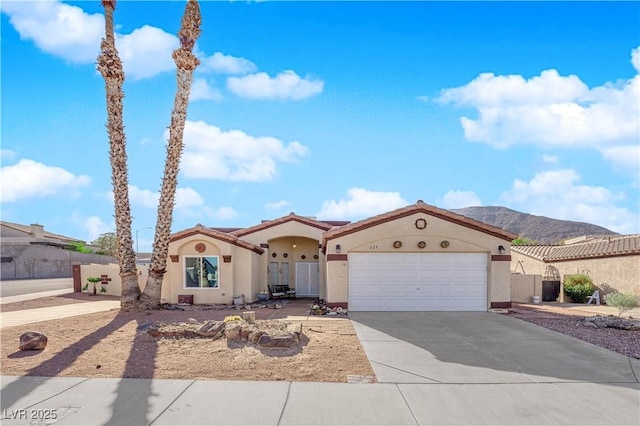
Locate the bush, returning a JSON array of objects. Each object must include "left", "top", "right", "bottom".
[
  {"left": 563, "top": 274, "right": 595, "bottom": 303},
  {"left": 603, "top": 292, "right": 639, "bottom": 317}
]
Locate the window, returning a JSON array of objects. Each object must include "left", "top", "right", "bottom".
[{"left": 185, "top": 256, "right": 219, "bottom": 288}]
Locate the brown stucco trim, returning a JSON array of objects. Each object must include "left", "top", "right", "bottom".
[
  {"left": 491, "top": 302, "right": 512, "bottom": 309},
  {"left": 231, "top": 213, "right": 333, "bottom": 237},
  {"left": 491, "top": 255, "right": 512, "bottom": 261},
  {"left": 327, "top": 254, "right": 348, "bottom": 261},
  {"left": 326, "top": 302, "right": 348, "bottom": 309},
  {"left": 170, "top": 226, "right": 264, "bottom": 255},
  {"left": 323, "top": 201, "right": 516, "bottom": 244}
]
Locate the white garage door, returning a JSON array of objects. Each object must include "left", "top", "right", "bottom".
[{"left": 348, "top": 253, "right": 487, "bottom": 311}]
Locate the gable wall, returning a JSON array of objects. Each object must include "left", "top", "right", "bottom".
[
  {"left": 325, "top": 212, "right": 511, "bottom": 306},
  {"left": 165, "top": 235, "right": 259, "bottom": 304}
]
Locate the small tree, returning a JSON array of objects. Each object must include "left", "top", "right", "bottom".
[
  {"left": 603, "top": 292, "right": 639, "bottom": 317},
  {"left": 512, "top": 237, "right": 538, "bottom": 246},
  {"left": 68, "top": 241, "right": 93, "bottom": 253},
  {"left": 91, "top": 232, "right": 118, "bottom": 257},
  {"left": 563, "top": 274, "right": 595, "bottom": 303}
]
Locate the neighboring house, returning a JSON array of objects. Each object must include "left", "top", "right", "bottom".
[
  {"left": 0, "top": 221, "right": 116, "bottom": 280},
  {"left": 511, "top": 235, "right": 640, "bottom": 297},
  {"left": 162, "top": 201, "right": 516, "bottom": 311}
]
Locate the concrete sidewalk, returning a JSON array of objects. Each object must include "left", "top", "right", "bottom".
[
  {"left": 0, "top": 301, "right": 121, "bottom": 329},
  {"left": 1, "top": 298, "right": 638, "bottom": 424},
  {"left": 1, "top": 375, "right": 638, "bottom": 425},
  {"left": 0, "top": 289, "right": 74, "bottom": 305}
]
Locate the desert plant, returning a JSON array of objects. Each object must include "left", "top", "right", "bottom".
[
  {"left": 563, "top": 274, "right": 595, "bottom": 303},
  {"left": 603, "top": 292, "right": 639, "bottom": 317},
  {"left": 224, "top": 315, "right": 243, "bottom": 323},
  {"left": 86, "top": 277, "right": 102, "bottom": 295}
]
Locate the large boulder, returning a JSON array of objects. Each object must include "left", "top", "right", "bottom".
[
  {"left": 19, "top": 332, "right": 48, "bottom": 351},
  {"left": 257, "top": 333, "right": 299, "bottom": 348},
  {"left": 578, "top": 316, "right": 640, "bottom": 331}
]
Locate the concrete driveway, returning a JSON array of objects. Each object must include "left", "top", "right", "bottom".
[{"left": 349, "top": 311, "right": 640, "bottom": 425}]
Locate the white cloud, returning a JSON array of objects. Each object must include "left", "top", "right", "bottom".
[
  {"left": 0, "top": 149, "right": 17, "bottom": 160},
  {"left": 118, "top": 185, "right": 205, "bottom": 210},
  {"left": 115, "top": 25, "right": 178, "bottom": 80},
  {"left": 316, "top": 188, "right": 408, "bottom": 220},
  {"left": 600, "top": 145, "right": 640, "bottom": 173},
  {"left": 438, "top": 190, "right": 482, "bottom": 209},
  {"left": 227, "top": 70, "right": 324, "bottom": 100},
  {"left": 437, "top": 47, "right": 640, "bottom": 175},
  {"left": 266, "top": 200, "right": 291, "bottom": 210},
  {"left": 0, "top": 1, "right": 103, "bottom": 63},
  {"left": 541, "top": 154, "right": 559, "bottom": 164},
  {"left": 501, "top": 169, "right": 638, "bottom": 234},
  {"left": 179, "top": 120, "right": 309, "bottom": 181},
  {"left": 200, "top": 52, "right": 257, "bottom": 75},
  {"left": 1, "top": 1, "right": 177, "bottom": 80},
  {"left": 126, "top": 186, "right": 158, "bottom": 208},
  {"left": 0, "top": 159, "right": 90, "bottom": 202},
  {"left": 205, "top": 206, "right": 238, "bottom": 220},
  {"left": 175, "top": 187, "right": 205, "bottom": 209},
  {"left": 632, "top": 46, "right": 640, "bottom": 73},
  {"left": 83, "top": 216, "right": 113, "bottom": 242},
  {"left": 190, "top": 78, "right": 222, "bottom": 102}
]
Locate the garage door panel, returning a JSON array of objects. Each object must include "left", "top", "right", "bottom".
[{"left": 348, "top": 253, "right": 487, "bottom": 312}]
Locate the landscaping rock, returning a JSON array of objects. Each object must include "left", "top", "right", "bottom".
[
  {"left": 578, "top": 316, "right": 640, "bottom": 331},
  {"left": 286, "top": 323, "right": 302, "bottom": 336},
  {"left": 224, "top": 322, "right": 244, "bottom": 341},
  {"left": 257, "top": 333, "right": 299, "bottom": 348},
  {"left": 19, "top": 332, "right": 48, "bottom": 351},
  {"left": 196, "top": 320, "right": 225, "bottom": 339}
]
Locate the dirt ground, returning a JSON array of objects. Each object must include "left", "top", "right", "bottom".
[
  {"left": 2, "top": 295, "right": 638, "bottom": 383},
  {"left": 1, "top": 295, "right": 376, "bottom": 383}
]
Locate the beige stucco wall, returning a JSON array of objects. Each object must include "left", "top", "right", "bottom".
[
  {"left": 79, "top": 263, "right": 148, "bottom": 297},
  {"left": 511, "top": 273, "right": 543, "bottom": 303},
  {"left": 165, "top": 236, "right": 261, "bottom": 304},
  {"left": 239, "top": 221, "right": 325, "bottom": 295},
  {"left": 511, "top": 253, "right": 639, "bottom": 296},
  {"left": 325, "top": 212, "right": 511, "bottom": 308}
]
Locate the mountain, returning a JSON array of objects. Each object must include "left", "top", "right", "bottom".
[{"left": 450, "top": 206, "right": 618, "bottom": 244}]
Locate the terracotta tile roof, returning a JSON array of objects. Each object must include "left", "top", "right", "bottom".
[
  {"left": 323, "top": 200, "right": 517, "bottom": 243},
  {"left": 170, "top": 224, "right": 264, "bottom": 255},
  {"left": 230, "top": 213, "right": 334, "bottom": 237},
  {"left": 512, "top": 234, "right": 640, "bottom": 262}
]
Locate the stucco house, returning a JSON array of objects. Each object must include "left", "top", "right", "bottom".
[
  {"left": 161, "top": 201, "right": 516, "bottom": 311},
  {"left": 511, "top": 235, "right": 640, "bottom": 297},
  {"left": 1, "top": 221, "right": 116, "bottom": 280}
]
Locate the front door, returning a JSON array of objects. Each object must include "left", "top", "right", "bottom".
[{"left": 295, "top": 262, "right": 319, "bottom": 297}]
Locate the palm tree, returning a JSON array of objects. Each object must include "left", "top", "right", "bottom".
[
  {"left": 141, "top": 0, "right": 201, "bottom": 309},
  {"left": 98, "top": 0, "right": 201, "bottom": 310},
  {"left": 97, "top": 0, "right": 140, "bottom": 309}
]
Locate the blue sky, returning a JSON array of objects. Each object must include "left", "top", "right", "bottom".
[{"left": 1, "top": 0, "right": 639, "bottom": 251}]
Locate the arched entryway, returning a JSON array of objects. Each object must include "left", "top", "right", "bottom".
[{"left": 267, "top": 236, "right": 320, "bottom": 297}]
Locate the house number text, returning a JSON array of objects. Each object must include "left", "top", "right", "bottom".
[{"left": 369, "top": 245, "right": 379, "bottom": 250}]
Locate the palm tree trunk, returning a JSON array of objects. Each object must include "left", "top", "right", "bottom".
[
  {"left": 140, "top": 0, "right": 202, "bottom": 309},
  {"left": 97, "top": 0, "right": 140, "bottom": 309}
]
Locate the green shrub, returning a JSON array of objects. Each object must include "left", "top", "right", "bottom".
[
  {"left": 563, "top": 274, "right": 595, "bottom": 303},
  {"left": 603, "top": 292, "right": 639, "bottom": 317}
]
